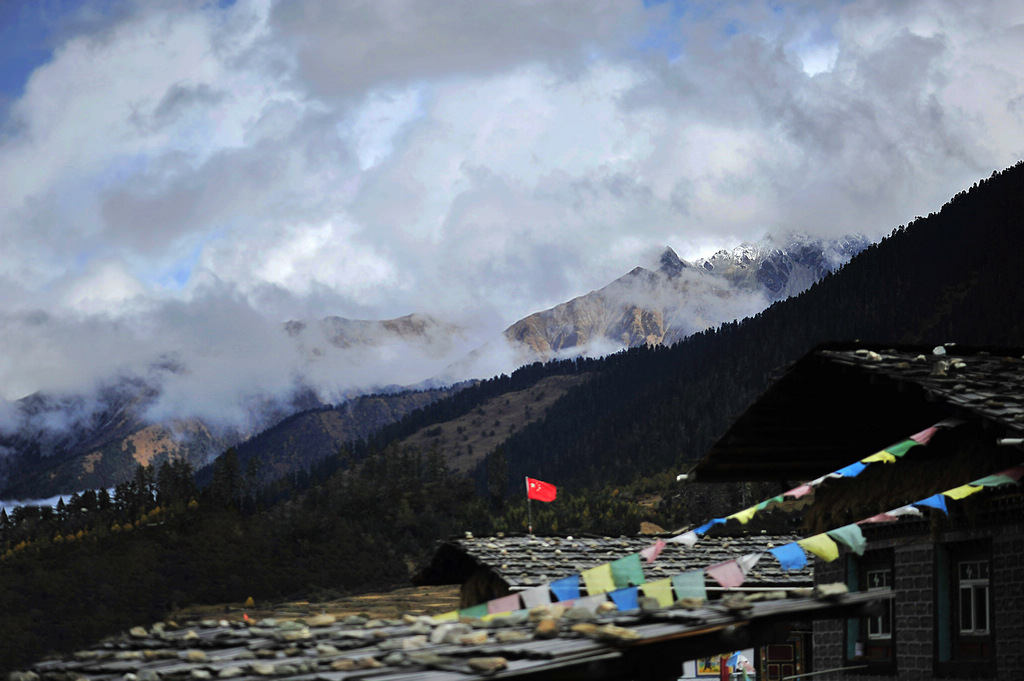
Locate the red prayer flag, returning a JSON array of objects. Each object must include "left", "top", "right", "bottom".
[
  {"left": 640, "top": 539, "right": 666, "bottom": 563},
  {"left": 526, "top": 477, "right": 557, "bottom": 502},
  {"left": 705, "top": 559, "right": 746, "bottom": 589}
]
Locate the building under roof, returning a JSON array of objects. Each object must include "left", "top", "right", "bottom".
[
  {"left": 692, "top": 342, "right": 1024, "bottom": 483},
  {"left": 414, "top": 533, "right": 813, "bottom": 610},
  {"left": 689, "top": 343, "right": 1024, "bottom": 679}
]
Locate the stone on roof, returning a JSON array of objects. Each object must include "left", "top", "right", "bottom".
[
  {"left": 15, "top": 589, "right": 884, "bottom": 681},
  {"left": 414, "top": 533, "right": 812, "bottom": 591}
]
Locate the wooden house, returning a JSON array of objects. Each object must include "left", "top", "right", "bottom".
[{"left": 691, "top": 343, "right": 1024, "bottom": 680}]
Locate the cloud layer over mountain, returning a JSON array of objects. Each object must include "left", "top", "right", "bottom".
[{"left": 1, "top": 0, "right": 1023, "bottom": 421}]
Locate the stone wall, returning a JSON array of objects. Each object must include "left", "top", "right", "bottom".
[
  {"left": 812, "top": 558, "right": 845, "bottom": 674},
  {"left": 811, "top": 521, "right": 1024, "bottom": 681},
  {"left": 992, "top": 530, "right": 1024, "bottom": 675},
  {"left": 892, "top": 543, "right": 934, "bottom": 677}
]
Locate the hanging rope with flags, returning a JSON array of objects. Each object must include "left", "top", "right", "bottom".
[{"left": 526, "top": 476, "right": 557, "bottom": 533}]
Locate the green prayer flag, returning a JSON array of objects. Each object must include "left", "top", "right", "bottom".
[
  {"left": 458, "top": 603, "right": 488, "bottom": 619},
  {"left": 671, "top": 570, "right": 706, "bottom": 601},
  {"left": 885, "top": 439, "right": 920, "bottom": 458},
  {"left": 755, "top": 495, "right": 784, "bottom": 511},
  {"left": 970, "top": 473, "right": 1017, "bottom": 487},
  {"left": 827, "top": 524, "right": 866, "bottom": 556},
  {"left": 611, "top": 553, "right": 646, "bottom": 587}
]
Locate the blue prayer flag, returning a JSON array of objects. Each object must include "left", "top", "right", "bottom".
[
  {"left": 768, "top": 542, "right": 808, "bottom": 570},
  {"left": 550, "top": 575, "right": 581, "bottom": 602},
  {"left": 609, "top": 586, "right": 639, "bottom": 611},
  {"left": 915, "top": 494, "right": 948, "bottom": 514},
  {"left": 694, "top": 517, "right": 727, "bottom": 535},
  {"left": 834, "top": 461, "right": 867, "bottom": 478}
]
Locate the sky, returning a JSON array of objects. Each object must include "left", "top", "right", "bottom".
[{"left": 2, "top": 0, "right": 1024, "bottom": 426}]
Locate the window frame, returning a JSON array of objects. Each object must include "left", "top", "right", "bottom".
[
  {"left": 844, "top": 550, "right": 896, "bottom": 675},
  {"left": 935, "top": 541, "right": 995, "bottom": 678}
]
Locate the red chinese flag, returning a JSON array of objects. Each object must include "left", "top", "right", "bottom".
[{"left": 526, "top": 477, "right": 557, "bottom": 502}]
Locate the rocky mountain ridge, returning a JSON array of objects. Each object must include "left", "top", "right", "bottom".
[{"left": 504, "top": 232, "right": 869, "bottom": 360}]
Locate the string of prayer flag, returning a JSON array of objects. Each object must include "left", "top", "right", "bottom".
[
  {"left": 858, "top": 504, "right": 921, "bottom": 524},
  {"left": 451, "top": 453, "right": 1022, "bottom": 624},
  {"left": 679, "top": 420, "right": 959, "bottom": 539}
]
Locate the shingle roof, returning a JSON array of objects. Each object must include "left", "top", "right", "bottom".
[
  {"left": 820, "top": 346, "right": 1024, "bottom": 430},
  {"left": 17, "top": 589, "right": 884, "bottom": 681},
  {"left": 693, "top": 343, "right": 1024, "bottom": 482},
  {"left": 413, "top": 533, "right": 813, "bottom": 590}
]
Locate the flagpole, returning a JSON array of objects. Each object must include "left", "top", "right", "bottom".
[{"left": 525, "top": 476, "right": 533, "bottom": 534}]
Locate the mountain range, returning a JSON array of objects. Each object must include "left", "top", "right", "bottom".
[
  {"left": 504, "top": 232, "right": 868, "bottom": 358},
  {"left": 0, "top": 232, "right": 867, "bottom": 499}
]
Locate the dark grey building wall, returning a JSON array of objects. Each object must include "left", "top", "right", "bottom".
[{"left": 812, "top": 520, "right": 1024, "bottom": 681}]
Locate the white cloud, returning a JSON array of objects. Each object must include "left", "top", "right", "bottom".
[{"left": 1, "top": 0, "right": 1024, "bottom": 427}]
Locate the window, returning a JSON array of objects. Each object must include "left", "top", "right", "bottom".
[
  {"left": 845, "top": 551, "right": 895, "bottom": 674},
  {"left": 865, "top": 568, "right": 893, "bottom": 643},
  {"left": 935, "top": 542, "right": 994, "bottom": 677},
  {"left": 957, "top": 560, "right": 989, "bottom": 636}
]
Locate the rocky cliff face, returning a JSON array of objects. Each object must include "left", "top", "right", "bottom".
[{"left": 504, "top": 232, "right": 869, "bottom": 360}]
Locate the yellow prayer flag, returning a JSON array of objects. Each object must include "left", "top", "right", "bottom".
[
  {"left": 642, "top": 578, "right": 674, "bottom": 608},
  {"left": 861, "top": 450, "right": 896, "bottom": 464},
  {"left": 581, "top": 563, "right": 616, "bottom": 595},
  {"left": 726, "top": 506, "right": 759, "bottom": 524},
  {"left": 943, "top": 484, "right": 983, "bottom": 500},
  {"left": 432, "top": 611, "right": 459, "bottom": 623},
  {"left": 797, "top": 534, "right": 840, "bottom": 562}
]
